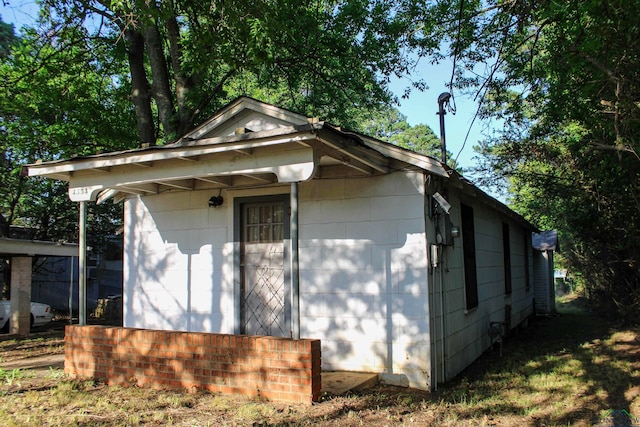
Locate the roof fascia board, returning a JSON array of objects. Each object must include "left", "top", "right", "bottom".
[
  {"left": 25, "top": 126, "right": 317, "bottom": 179},
  {"left": 318, "top": 123, "right": 449, "bottom": 178},
  {"left": 315, "top": 138, "right": 387, "bottom": 175},
  {"left": 0, "top": 238, "right": 78, "bottom": 257},
  {"left": 66, "top": 145, "right": 316, "bottom": 201},
  {"left": 453, "top": 174, "right": 537, "bottom": 231},
  {"left": 359, "top": 136, "right": 449, "bottom": 178}
]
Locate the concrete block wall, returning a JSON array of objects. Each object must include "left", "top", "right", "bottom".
[
  {"left": 123, "top": 191, "right": 232, "bottom": 333},
  {"left": 64, "top": 325, "right": 321, "bottom": 404},
  {"left": 298, "top": 172, "right": 432, "bottom": 390},
  {"left": 439, "top": 192, "right": 535, "bottom": 381}
]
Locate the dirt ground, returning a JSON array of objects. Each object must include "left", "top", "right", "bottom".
[{"left": 0, "top": 301, "right": 639, "bottom": 426}]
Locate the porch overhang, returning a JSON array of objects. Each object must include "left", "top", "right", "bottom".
[
  {"left": 22, "top": 121, "right": 449, "bottom": 204},
  {"left": 0, "top": 237, "right": 78, "bottom": 257}
]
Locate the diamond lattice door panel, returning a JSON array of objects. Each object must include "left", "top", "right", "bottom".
[{"left": 242, "top": 243, "right": 285, "bottom": 336}]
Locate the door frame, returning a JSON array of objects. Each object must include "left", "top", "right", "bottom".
[{"left": 233, "top": 194, "right": 291, "bottom": 336}]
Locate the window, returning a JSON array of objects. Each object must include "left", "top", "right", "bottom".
[
  {"left": 243, "top": 203, "right": 284, "bottom": 243},
  {"left": 502, "top": 222, "right": 512, "bottom": 295},
  {"left": 461, "top": 204, "right": 478, "bottom": 310}
]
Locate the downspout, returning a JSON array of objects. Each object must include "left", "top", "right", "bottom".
[
  {"left": 425, "top": 173, "right": 438, "bottom": 391},
  {"left": 430, "top": 253, "right": 438, "bottom": 390},
  {"left": 439, "top": 244, "right": 446, "bottom": 382},
  {"left": 78, "top": 201, "right": 87, "bottom": 326},
  {"left": 427, "top": 174, "right": 447, "bottom": 391},
  {"left": 291, "top": 182, "right": 300, "bottom": 339}
]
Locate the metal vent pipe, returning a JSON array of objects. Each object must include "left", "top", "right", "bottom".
[{"left": 437, "top": 92, "right": 452, "bottom": 165}]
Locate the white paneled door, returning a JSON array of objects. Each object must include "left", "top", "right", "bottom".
[{"left": 240, "top": 200, "right": 287, "bottom": 337}]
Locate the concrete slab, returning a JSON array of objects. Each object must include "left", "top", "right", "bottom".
[{"left": 321, "top": 371, "right": 378, "bottom": 395}]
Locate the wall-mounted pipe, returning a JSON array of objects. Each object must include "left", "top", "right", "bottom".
[
  {"left": 290, "top": 182, "right": 300, "bottom": 340},
  {"left": 437, "top": 92, "right": 452, "bottom": 165}
]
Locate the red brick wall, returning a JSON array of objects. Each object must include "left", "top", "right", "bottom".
[{"left": 64, "top": 326, "right": 321, "bottom": 403}]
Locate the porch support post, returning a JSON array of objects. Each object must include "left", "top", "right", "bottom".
[
  {"left": 290, "top": 182, "right": 300, "bottom": 339},
  {"left": 78, "top": 201, "right": 87, "bottom": 325},
  {"left": 10, "top": 256, "right": 32, "bottom": 336},
  {"left": 69, "top": 256, "right": 75, "bottom": 324}
]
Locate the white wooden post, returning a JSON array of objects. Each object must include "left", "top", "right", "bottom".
[{"left": 79, "top": 201, "right": 87, "bottom": 325}]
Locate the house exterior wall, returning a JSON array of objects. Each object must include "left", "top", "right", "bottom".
[
  {"left": 123, "top": 190, "right": 235, "bottom": 334},
  {"left": 298, "top": 171, "right": 431, "bottom": 390},
  {"left": 436, "top": 189, "right": 535, "bottom": 381},
  {"left": 122, "top": 171, "right": 432, "bottom": 390},
  {"left": 121, "top": 168, "right": 531, "bottom": 390}
]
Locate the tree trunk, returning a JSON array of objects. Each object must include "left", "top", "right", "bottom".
[
  {"left": 125, "top": 28, "right": 155, "bottom": 146},
  {"left": 144, "top": 22, "right": 176, "bottom": 139},
  {"left": 0, "top": 214, "right": 9, "bottom": 237},
  {"left": 166, "top": 13, "right": 194, "bottom": 135}
]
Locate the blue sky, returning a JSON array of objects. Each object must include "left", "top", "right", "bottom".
[
  {"left": 1, "top": 1, "right": 496, "bottom": 171},
  {"left": 388, "top": 61, "right": 497, "bottom": 172}
]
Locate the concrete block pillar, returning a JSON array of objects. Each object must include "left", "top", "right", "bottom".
[{"left": 10, "top": 257, "right": 32, "bottom": 336}]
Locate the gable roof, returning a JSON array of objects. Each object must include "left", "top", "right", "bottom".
[
  {"left": 22, "top": 96, "right": 534, "bottom": 230},
  {"left": 23, "top": 96, "right": 447, "bottom": 201}
]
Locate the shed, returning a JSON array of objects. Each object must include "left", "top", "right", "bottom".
[
  {"left": 532, "top": 230, "right": 558, "bottom": 314},
  {"left": 23, "top": 97, "right": 538, "bottom": 390}
]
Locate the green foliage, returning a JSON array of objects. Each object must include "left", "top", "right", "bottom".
[
  {"left": 0, "top": 1, "right": 454, "bottom": 244},
  {"left": 0, "top": 16, "right": 135, "bottom": 242},
  {"left": 354, "top": 105, "right": 459, "bottom": 169},
  {"left": 8, "top": 0, "right": 638, "bottom": 323},
  {"left": 0, "top": 16, "right": 16, "bottom": 59},
  {"left": 444, "top": 1, "right": 640, "bottom": 321},
  {"left": 38, "top": 0, "right": 432, "bottom": 142},
  {"left": 0, "top": 368, "right": 29, "bottom": 387}
]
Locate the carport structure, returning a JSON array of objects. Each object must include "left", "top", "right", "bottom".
[{"left": 0, "top": 238, "right": 78, "bottom": 336}]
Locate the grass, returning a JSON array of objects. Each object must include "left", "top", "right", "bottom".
[
  {"left": 0, "top": 334, "right": 65, "bottom": 363},
  {"left": 0, "top": 295, "right": 638, "bottom": 426},
  {"left": 430, "top": 295, "right": 640, "bottom": 426},
  {"left": 0, "top": 368, "right": 31, "bottom": 387}
]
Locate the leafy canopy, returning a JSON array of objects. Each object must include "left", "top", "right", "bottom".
[{"left": 434, "top": 0, "right": 640, "bottom": 321}]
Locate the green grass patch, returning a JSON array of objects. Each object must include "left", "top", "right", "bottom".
[{"left": 0, "top": 295, "right": 637, "bottom": 426}]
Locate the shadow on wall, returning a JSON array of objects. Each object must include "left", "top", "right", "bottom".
[
  {"left": 65, "top": 325, "right": 321, "bottom": 403},
  {"left": 123, "top": 191, "right": 228, "bottom": 335},
  {"left": 122, "top": 185, "right": 432, "bottom": 389},
  {"left": 297, "top": 202, "right": 431, "bottom": 388}
]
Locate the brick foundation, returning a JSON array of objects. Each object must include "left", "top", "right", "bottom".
[{"left": 64, "top": 326, "right": 321, "bottom": 403}]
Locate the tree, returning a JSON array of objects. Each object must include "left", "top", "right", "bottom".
[
  {"left": 0, "top": 16, "right": 16, "bottom": 58},
  {"left": 3, "top": 0, "right": 472, "bottom": 246},
  {"left": 356, "top": 105, "right": 459, "bottom": 169},
  {"left": 0, "top": 18, "right": 136, "bottom": 242},
  {"left": 35, "top": 0, "right": 435, "bottom": 145},
  {"left": 421, "top": 0, "right": 640, "bottom": 321}
]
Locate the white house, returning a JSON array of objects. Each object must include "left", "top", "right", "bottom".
[{"left": 24, "top": 97, "right": 538, "bottom": 390}]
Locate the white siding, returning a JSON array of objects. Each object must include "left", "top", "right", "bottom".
[
  {"left": 120, "top": 166, "right": 533, "bottom": 390},
  {"left": 435, "top": 191, "right": 534, "bottom": 381},
  {"left": 123, "top": 190, "right": 233, "bottom": 334},
  {"left": 122, "top": 172, "right": 432, "bottom": 389},
  {"left": 533, "top": 250, "right": 555, "bottom": 314},
  {"left": 298, "top": 172, "right": 431, "bottom": 390}
]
